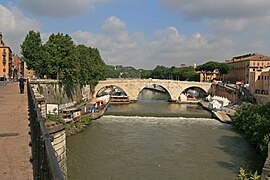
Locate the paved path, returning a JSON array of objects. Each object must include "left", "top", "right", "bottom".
[{"left": 0, "top": 82, "right": 33, "bottom": 180}]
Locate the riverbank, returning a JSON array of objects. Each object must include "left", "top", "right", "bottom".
[{"left": 65, "top": 116, "right": 93, "bottom": 137}]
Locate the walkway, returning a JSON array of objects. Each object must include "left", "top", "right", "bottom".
[{"left": 0, "top": 82, "right": 32, "bottom": 180}]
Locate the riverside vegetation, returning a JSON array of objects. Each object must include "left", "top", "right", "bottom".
[
  {"left": 233, "top": 102, "right": 270, "bottom": 179},
  {"left": 46, "top": 113, "right": 93, "bottom": 137}
]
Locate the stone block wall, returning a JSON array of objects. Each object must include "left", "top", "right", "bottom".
[
  {"left": 47, "top": 123, "right": 67, "bottom": 178},
  {"left": 32, "top": 84, "right": 67, "bottom": 179},
  {"left": 262, "top": 143, "right": 270, "bottom": 178}
]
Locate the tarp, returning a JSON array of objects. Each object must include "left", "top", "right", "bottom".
[
  {"left": 96, "top": 94, "right": 110, "bottom": 104},
  {"left": 187, "top": 89, "right": 199, "bottom": 97},
  {"left": 208, "top": 99, "right": 222, "bottom": 110}
]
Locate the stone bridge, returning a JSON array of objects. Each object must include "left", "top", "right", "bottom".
[{"left": 94, "top": 79, "right": 211, "bottom": 101}]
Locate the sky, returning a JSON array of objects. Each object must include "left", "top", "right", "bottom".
[{"left": 1, "top": 0, "right": 270, "bottom": 69}]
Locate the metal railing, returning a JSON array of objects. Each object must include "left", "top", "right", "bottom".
[{"left": 27, "top": 81, "right": 65, "bottom": 180}]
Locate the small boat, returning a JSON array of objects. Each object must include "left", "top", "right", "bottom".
[
  {"left": 61, "top": 107, "right": 81, "bottom": 123},
  {"left": 212, "top": 110, "right": 232, "bottom": 123},
  {"left": 81, "top": 95, "right": 111, "bottom": 120}
]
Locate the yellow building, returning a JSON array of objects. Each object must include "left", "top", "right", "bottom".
[
  {"left": 199, "top": 69, "right": 220, "bottom": 82},
  {"left": 249, "top": 67, "right": 270, "bottom": 104},
  {"left": 224, "top": 53, "right": 270, "bottom": 84},
  {"left": 0, "top": 32, "right": 13, "bottom": 80}
]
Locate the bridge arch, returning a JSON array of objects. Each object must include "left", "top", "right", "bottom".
[
  {"left": 180, "top": 86, "right": 208, "bottom": 95},
  {"left": 136, "top": 83, "right": 172, "bottom": 101},
  {"left": 94, "top": 84, "right": 129, "bottom": 97},
  {"left": 95, "top": 85, "right": 128, "bottom": 96}
]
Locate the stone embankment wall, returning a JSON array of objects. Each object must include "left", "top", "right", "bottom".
[
  {"left": 32, "top": 83, "right": 67, "bottom": 178},
  {"left": 211, "top": 84, "right": 240, "bottom": 104},
  {"left": 47, "top": 123, "right": 67, "bottom": 177},
  {"left": 30, "top": 79, "right": 93, "bottom": 104},
  {"left": 29, "top": 79, "right": 94, "bottom": 178}
]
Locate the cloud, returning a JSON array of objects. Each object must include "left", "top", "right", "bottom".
[
  {"left": 71, "top": 16, "right": 249, "bottom": 69},
  {"left": 160, "top": 0, "right": 270, "bottom": 20},
  {"left": 0, "top": 4, "right": 40, "bottom": 54},
  {"left": 19, "top": 0, "right": 115, "bottom": 18},
  {"left": 159, "top": 0, "right": 270, "bottom": 57}
]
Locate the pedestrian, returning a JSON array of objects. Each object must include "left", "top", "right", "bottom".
[{"left": 19, "top": 76, "right": 25, "bottom": 94}]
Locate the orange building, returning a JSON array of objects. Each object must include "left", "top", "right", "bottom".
[
  {"left": 0, "top": 32, "right": 13, "bottom": 80},
  {"left": 224, "top": 53, "right": 270, "bottom": 84},
  {"left": 249, "top": 67, "right": 270, "bottom": 104},
  {"left": 13, "top": 54, "right": 20, "bottom": 78}
]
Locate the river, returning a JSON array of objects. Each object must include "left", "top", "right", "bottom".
[{"left": 67, "top": 89, "right": 264, "bottom": 180}]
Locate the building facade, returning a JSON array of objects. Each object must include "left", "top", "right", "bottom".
[
  {"left": 224, "top": 53, "right": 270, "bottom": 84},
  {"left": 249, "top": 67, "right": 270, "bottom": 104},
  {"left": 13, "top": 54, "right": 20, "bottom": 79},
  {"left": 22, "top": 59, "right": 35, "bottom": 79},
  {"left": 0, "top": 33, "right": 13, "bottom": 80},
  {"left": 199, "top": 69, "right": 220, "bottom": 82}
]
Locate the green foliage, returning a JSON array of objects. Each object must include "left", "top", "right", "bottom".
[
  {"left": 21, "top": 31, "right": 107, "bottom": 87},
  {"left": 151, "top": 65, "right": 170, "bottom": 79},
  {"left": 148, "top": 65, "right": 198, "bottom": 81},
  {"left": 105, "top": 65, "right": 142, "bottom": 79},
  {"left": 45, "top": 33, "right": 80, "bottom": 84},
  {"left": 46, "top": 114, "right": 64, "bottom": 123},
  {"left": 195, "top": 61, "right": 232, "bottom": 78},
  {"left": 65, "top": 117, "right": 92, "bottom": 131},
  {"left": 80, "top": 117, "right": 92, "bottom": 125},
  {"left": 236, "top": 168, "right": 262, "bottom": 180},
  {"left": 37, "top": 83, "right": 44, "bottom": 94},
  {"left": 76, "top": 45, "right": 107, "bottom": 86},
  {"left": 20, "top": 30, "right": 47, "bottom": 77},
  {"left": 66, "top": 123, "right": 73, "bottom": 130},
  {"left": 140, "top": 69, "right": 152, "bottom": 79},
  {"left": 232, "top": 102, "right": 270, "bottom": 157}
]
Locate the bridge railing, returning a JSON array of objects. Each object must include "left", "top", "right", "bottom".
[{"left": 27, "top": 81, "right": 65, "bottom": 180}]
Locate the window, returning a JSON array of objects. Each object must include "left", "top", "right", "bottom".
[
  {"left": 258, "top": 76, "right": 260, "bottom": 80},
  {"left": 3, "top": 68, "right": 5, "bottom": 72}
]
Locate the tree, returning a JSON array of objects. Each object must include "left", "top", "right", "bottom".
[
  {"left": 140, "top": 69, "right": 152, "bottom": 79},
  {"left": 232, "top": 102, "right": 270, "bottom": 157},
  {"left": 151, "top": 65, "right": 170, "bottom": 79},
  {"left": 219, "top": 63, "right": 232, "bottom": 77},
  {"left": 87, "top": 48, "right": 107, "bottom": 85},
  {"left": 44, "top": 33, "right": 79, "bottom": 84},
  {"left": 20, "top": 30, "right": 46, "bottom": 77},
  {"left": 196, "top": 61, "right": 231, "bottom": 80}
]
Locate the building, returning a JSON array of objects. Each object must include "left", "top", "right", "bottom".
[
  {"left": 21, "top": 58, "right": 35, "bottom": 79},
  {"left": 249, "top": 67, "right": 270, "bottom": 104},
  {"left": 0, "top": 32, "right": 13, "bottom": 80},
  {"left": 13, "top": 54, "right": 20, "bottom": 79},
  {"left": 199, "top": 69, "right": 220, "bottom": 82},
  {"left": 224, "top": 53, "right": 270, "bottom": 84}
]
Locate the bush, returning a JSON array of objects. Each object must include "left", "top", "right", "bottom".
[{"left": 232, "top": 102, "right": 270, "bottom": 157}]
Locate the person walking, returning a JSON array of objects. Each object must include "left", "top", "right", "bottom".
[{"left": 19, "top": 76, "right": 25, "bottom": 94}]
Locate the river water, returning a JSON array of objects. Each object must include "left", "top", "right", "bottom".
[{"left": 67, "top": 89, "right": 264, "bottom": 180}]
